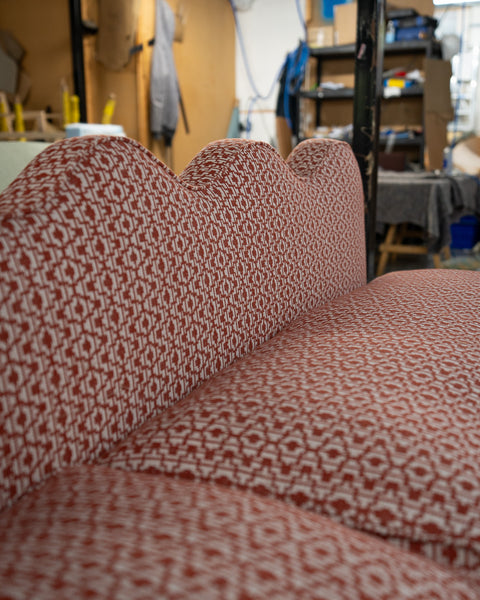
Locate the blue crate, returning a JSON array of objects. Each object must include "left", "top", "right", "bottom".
[
  {"left": 392, "top": 16, "right": 437, "bottom": 42},
  {"left": 395, "top": 25, "right": 436, "bottom": 41},
  {"left": 450, "top": 215, "right": 480, "bottom": 249}
]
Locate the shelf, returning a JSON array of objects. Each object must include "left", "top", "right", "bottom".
[
  {"left": 299, "top": 135, "right": 423, "bottom": 148},
  {"left": 300, "top": 36, "right": 445, "bottom": 170},
  {"left": 308, "top": 43, "right": 357, "bottom": 58},
  {"left": 300, "top": 88, "right": 354, "bottom": 99},
  {"left": 308, "top": 39, "right": 441, "bottom": 58},
  {"left": 300, "top": 84, "right": 423, "bottom": 101},
  {"left": 382, "top": 84, "right": 424, "bottom": 98},
  {"left": 379, "top": 136, "right": 423, "bottom": 147},
  {"left": 384, "top": 39, "right": 442, "bottom": 55}
]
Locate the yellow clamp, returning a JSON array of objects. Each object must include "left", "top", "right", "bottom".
[
  {"left": 0, "top": 93, "right": 10, "bottom": 132},
  {"left": 70, "top": 95, "right": 80, "bottom": 124},
  {"left": 62, "top": 84, "right": 71, "bottom": 127},
  {"left": 14, "top": 97, "right": 26, "bottom": 141},
  {"left": 102, "top": 93, "right": 116, "bottom": 125}
]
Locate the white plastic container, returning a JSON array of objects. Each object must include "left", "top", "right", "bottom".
[
  {"left": 65, "top": 123, "right": 125, "bottom": 138},
  {"left": 442, "top": 146, "right": 453, "bottom": 174}
]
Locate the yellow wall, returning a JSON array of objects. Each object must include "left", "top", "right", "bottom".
[
  {"left": 0, "top": 0, "right": 73, "bottom": 114},
  {"left": 82, "top": 0, "right": 147, "bottom": 142},
  {"left": 170, "top": 0, "right": 236, "bottom": 172},
  {"left": 0, "top": 0, "right": 235, "bottom": 173}
]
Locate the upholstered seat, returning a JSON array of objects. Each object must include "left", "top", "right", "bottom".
[
  {"left": 101, "top": 268, "right": 480, "bottom": 582},
  {"left": 1, "top": 465, "right": 477, "bottom": 599},
  {"left": 2, "top": 135, "right": 480, "bottom": 598}
]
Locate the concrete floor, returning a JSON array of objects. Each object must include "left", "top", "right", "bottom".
[{"left": 380, "top": 247, "right": 480, "bottom": 275}]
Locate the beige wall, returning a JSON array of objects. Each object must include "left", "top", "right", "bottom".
[
  {"left": 170, "top": 0, "right": 236, "bottom": 172},
  {"left": 82, "top": 0, "right": 147, "bottom": 142},
  {"left": 129, "top": 0, "right": 236, "bottom": 172},
  {"left": 0, "top": 0, "right": 235, "bottom": 173},
  {"left": 0, "top": 0, "right": 73, "bottom": 114}
]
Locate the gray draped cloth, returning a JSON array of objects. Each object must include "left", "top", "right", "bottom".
[
  {"left": 150, "top": 0, "right": 179, "bottom": 146},
  {"left": 377, "top": 171, "right": 480, "bottom": 252}
]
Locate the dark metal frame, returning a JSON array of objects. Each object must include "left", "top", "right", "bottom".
[
  {"left": 68, "top": 0, "right": 87, "bottom": 123},
  {"left": 352, "top": 0, "right": 385, "bottom": 281}
]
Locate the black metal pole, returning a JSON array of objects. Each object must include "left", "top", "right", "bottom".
[
  {"left": 68, "top": 0, "right": 87, "bottom": 122},
  {"left": 352, "top": 0, "right": 385, "bottom": 281}
]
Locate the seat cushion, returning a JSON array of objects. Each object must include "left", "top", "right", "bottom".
[
  {"left": 0, "top": 465, "right": 477, "bottom": 599},
  {"left": 101, "top": 268, "right": 480, "bottom": 581}
]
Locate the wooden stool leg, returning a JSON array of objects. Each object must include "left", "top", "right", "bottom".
[
  {"left": 391, "top": 222, "right": 408, "bottom": 263},
  {"left": 377, "top": 224, "right": 397, "bottom": 277},
  {"left": 432, "top": 246, "right": 451, "bottom": 268}
]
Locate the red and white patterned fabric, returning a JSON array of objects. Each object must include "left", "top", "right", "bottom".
[
  {"left": 0, "top": 135, "right": 365, "bottom": 509},
  {"left": 102, "top": 268, "right": 480, "bottom": 583},
  {"left": 0, "top": 465, "right": 477, "bottom": 599},
  {"left": 3, "top": 133, "right": 480, "bottom": 597}
]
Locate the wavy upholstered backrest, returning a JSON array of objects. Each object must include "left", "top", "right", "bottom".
[{"left": 0, "top": 135, "right": 365, "bottom": 508}]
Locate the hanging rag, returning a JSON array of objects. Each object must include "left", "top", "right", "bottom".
[{"left": 150, "top": 0, "right": 179, "bottom": 146}]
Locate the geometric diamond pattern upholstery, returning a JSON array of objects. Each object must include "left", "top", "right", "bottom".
[
  {"left": 3, "top": 133, "right": 480, "bottom": 598},
  {"left": 0, "top": 465, "right": 477, "bottom": 599},
  {"left": 0, "top": 135, "right": 365, "bottom": 509},
  {"left": 101, "top": 268, "right": 480, "bottom": 582}
]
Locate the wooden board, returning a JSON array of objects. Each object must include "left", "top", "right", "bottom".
[
  {"left": 96, "top": 0, "right": 141, "bottom": 71},
  {"left": 82, "top": 0, "right": 145, "bottom": 138},
  {"left": 84, "top": 0, "right": 235, "bottom": 173},
  {"left": 170, "top": 0, "right": 235, "bottom": 172}
]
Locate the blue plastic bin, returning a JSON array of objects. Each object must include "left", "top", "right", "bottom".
[{"left": 450, "top": 215, "right": 480, "bottom": 249}]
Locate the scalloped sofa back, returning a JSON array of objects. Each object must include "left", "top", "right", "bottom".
[
  {"left": 1, "top": 136, "right": 480, "bottom": 599},
  {"left": 0, "top": 136, "right": 365, "bottom": 509}
]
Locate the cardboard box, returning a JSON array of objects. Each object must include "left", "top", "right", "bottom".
[
  {"left": 307, "top": 0, "right": 434, "bottom": 26},
  {"left": 321, "top": 98, "right": 354, "bottom": 127},
  {"left": 452, "top": 136, "right": 480, "bottom": 176},
  {"left": 381, "top": 96, "right": 423, "bottom": 130},
  {"left": 334, "top": 3, "right": 357, "bottom": 46},
  {"left": 424, "top": 58, "right": 453, "bottom": 170},
  {"left": 306, "top": 0, "right": 332, "bottom": 26},
  {"left": 321, "top": 59, "right": 355, "bottom": 88},
  {"left": 386, "top": 0, "right": 434, "bottom": 17},
  {"left": 308, "top": 25, "right": 334, "bottom": 48}
]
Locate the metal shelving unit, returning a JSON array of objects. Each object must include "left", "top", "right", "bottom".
[
  {"left": 298, "top": 37, "right": 442, "bottom": 169},
  {"left": 308, "top": 39, "right": 442, "bottom": 59}
]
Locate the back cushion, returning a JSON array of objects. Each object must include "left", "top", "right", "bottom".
[{"left": 0, "top": 135, "right": 365, "bottom": 508}]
